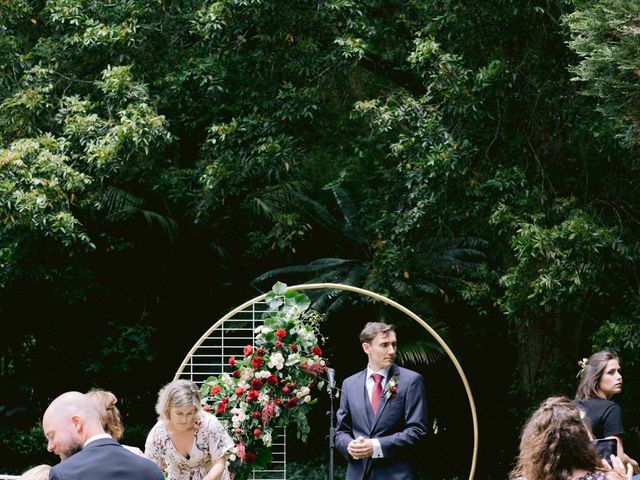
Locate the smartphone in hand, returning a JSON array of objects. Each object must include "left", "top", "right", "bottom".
[{"left": 593, "top": 438, "right": 618, "bottom": 466}]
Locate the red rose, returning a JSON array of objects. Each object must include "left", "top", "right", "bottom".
[
  {"left": 291, "top": 344, "right": 298, "bottom": 352},
  {"left": 257, "top": 347, "right": 266, "bottom": 356},
  {"left": 243, "top": 344, "right": 253, "bottom": 356},
  {"left": 281, "top": 386, "right": 291, "bottom": 394},
  {"left": 235, "top": 387, "right": 244, "bottom": 396},
  {"left": 221, "top": 397, "right": 229, "bottom": 404},
  {"left": 245, "top": 451, "right": 257, "bottom": 463},
  {"left": 311, "top": 346, "right": 322, "bottom": 356},
  {"left": 253, "top": 428, "right": 262, "bottom": 438},
  {"left": 390, "top": 385, "right": 397, "bottom": 393},
  {"left": 216, "top": 402, "right": 227, "bottom": 414},
  {"left": 252, "top": 410, "right": 262, "bottom": 419},
  {"left": 251, "top": 378, "right": 263, "bottom": 390},
  {"left": 247, "top": 389, "right": 260, "bottom": 402},
  {"left": 232, "top": 369, "right": 241, "bottom": 378},
  {"left": 210, "top": 385, "right": 221, "bottom": 396},
  {"left": 275, "top": 328, "right": 287, "bottom": 339},
  {"left": 202, "top": 404, "right": 212, "bottom": 412},
  {"left": 267, "top": 375, "right": 278, "bottom": 385},
  {"left": 285, "top": 397, "right": 298, "bottom": 408},
  {"left": 229, "top": 356, "right": 236, "bottom": 367},
  {"left": 275, "top": 397, "right": 283, "bottom": 407},
  {"left": 252, "top": 356, "right": 263, "bottom": 369},
  {"left": 275, "top": 341, "right": 283, "bottom": 348}
]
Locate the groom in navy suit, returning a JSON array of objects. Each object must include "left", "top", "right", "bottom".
[
  {"left": 335, "top": 322, "right": 428, "bottom": 480},
  {"left": 43, "top": 391, "right": 163, "bottom": 480}
]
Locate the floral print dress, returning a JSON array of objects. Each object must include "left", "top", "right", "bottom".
[{"left": 145, "top": 412, "right": 234, "bottom": 480}]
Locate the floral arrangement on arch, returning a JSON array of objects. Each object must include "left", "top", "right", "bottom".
[{"left": 199, "top": 282, "right": 328, "bottom": 480}]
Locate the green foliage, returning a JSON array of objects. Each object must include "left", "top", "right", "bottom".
[
  {"left": 3, "top": 0, "right": 640, "bottom": 477},
  {"left": 565, "top": 0, "right": 640, "bottom": 146}
]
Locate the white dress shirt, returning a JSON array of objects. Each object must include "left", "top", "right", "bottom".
[
  {"left": 84, "top": 433, "right": 112, "bottom": 447},
  {"left": 365, "top": 365, "right": 391, "bottom": 458}
]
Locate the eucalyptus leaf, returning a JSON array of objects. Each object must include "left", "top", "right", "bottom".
[{"left": 272, "top": 281, "right": 288, "bottom": 295}]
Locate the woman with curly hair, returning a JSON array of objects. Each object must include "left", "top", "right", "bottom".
[{"left": 510, "top": 396, "right": 631, "bottom": 480}]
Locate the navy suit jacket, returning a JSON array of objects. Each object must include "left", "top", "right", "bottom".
[
  {"left": 335, "top": 364, "right": 428, "bottom": 480},
  {"left": 50, "top": 437, "right": 163, "bottom": 480}
]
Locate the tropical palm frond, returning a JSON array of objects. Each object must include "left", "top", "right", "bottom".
[
  {"left": 140, "top": 210, "right": 178, "bottom": 242},
  {"left": 292, "top": 191, "right": 350, "bottom": 239},
  {"left": 396, "top": 338, "right": 446, "bottom": 366},
  {"left": 330, "top": 186, "right": 358, "bottom": 232},
  {"left": 101, "top": 186, "right": 178, "bottom": 242},
  {"left": 252, "top": 258, "right": 358, "bottom": 288},
  {"left": 102, "top": 186, "right": 143, "bottom": 220}
]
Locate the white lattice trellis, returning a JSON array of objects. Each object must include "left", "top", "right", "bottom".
[{"left": 174, "top": 301, "right": 286, "bottom": 480}]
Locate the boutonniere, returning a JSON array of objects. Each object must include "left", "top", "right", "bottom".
[{"left": 383, "top": 375, "right": 399, "bottom": 399}]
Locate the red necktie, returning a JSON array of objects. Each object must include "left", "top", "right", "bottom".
[{"left": 371, "top": 373, "right": 383, "bottom": 413}]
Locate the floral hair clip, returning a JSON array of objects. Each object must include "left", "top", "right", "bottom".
[
  {"left": 576, "top": 357, "right": 588, "bottom": 378},
  {"left": 384, "top": 375, "right": 399, "bottom": 399}
]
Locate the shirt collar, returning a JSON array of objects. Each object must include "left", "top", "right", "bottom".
[
  {"left": 84, "top": 433, "right": 112, "bottom": 447},
  {"left": 367, "top": 365, "right": 391, "bottom": 379}
]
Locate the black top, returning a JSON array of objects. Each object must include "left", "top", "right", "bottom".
[{"left": 574, "top": 398, "right": 625, "bottom": 439}]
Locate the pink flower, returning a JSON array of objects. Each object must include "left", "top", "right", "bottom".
[
  {"left": 229, "top": 356, "right": 236, "bottom": 367},
  {"left": 243, "top": 345, "right": 253, "bottom": 356},
  {"left": 301, "top": 362, "right": 326, "bottom": 376},
  {"left": 253, "top": 428, "right": 262, "bottom": 437},
  {"left": 236, "top": 442, "right": 246, "bottom": 461},
  {"left": 262, "top": 398, "right": 277, "bottom": 426}
]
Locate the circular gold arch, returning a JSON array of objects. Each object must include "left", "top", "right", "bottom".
[{"left": 175, "top": 282, "right": 478, "bottom": 480}]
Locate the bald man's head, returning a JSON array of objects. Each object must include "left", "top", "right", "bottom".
[{"left": 43, "top": 391, "right": 104, "bottom": 460}]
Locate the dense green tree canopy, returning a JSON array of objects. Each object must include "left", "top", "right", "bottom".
[{"left": 2, "top": 0, "right": 640, "bottom": 478}]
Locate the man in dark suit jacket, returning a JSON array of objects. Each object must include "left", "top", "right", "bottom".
[
  {"left": 335, "top": 322, "right": 428, "bottom": 480},
  {"left": 42, "top": 391, "right": 163, "bottom": 480}
]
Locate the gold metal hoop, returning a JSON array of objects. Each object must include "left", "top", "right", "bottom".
[{"left": 175, "top": 282, "right": 478, "bottom": 480}]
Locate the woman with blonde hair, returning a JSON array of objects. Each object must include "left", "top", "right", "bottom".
[
  {"left": 510, "top": 396, "right": 631, "bottom": 480},
  {"left": 86, "top": 389, "right": 143, "bottom": 455},
  {"left": 144, "top": 379, "right": 233, "bottom": 480},
  {"left": 19, "top": 465, "right": 51, "bottom": 480}
]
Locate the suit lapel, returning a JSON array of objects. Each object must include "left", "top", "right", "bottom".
[
  {"left": 355, "top": 369, "right": 372, "bottom": 430},
  {"left": 370, "top": 364, "right": 399, "bottom": 432}
]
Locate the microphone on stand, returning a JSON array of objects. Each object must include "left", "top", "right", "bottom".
[
  {"left": 326, "top": 367, "right": 337, "bottom": 480},
  {"left": 327, "top": 368, "right": 336, "bottom": 390}
]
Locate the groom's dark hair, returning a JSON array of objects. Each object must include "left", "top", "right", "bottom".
[{"left": 359, "top": 322, "right": 395, "bottom": 344}]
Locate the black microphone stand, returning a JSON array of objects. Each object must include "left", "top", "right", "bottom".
[{"left": 326, "top": 368, "right": 337, "bottom": 480}]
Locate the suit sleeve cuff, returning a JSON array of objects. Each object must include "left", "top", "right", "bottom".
[{"left": 372, "top": 438, "right": 383, "bottom": 458}]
